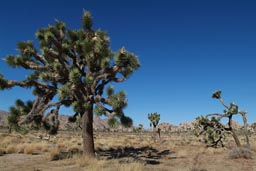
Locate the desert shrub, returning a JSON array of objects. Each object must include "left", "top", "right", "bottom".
[{"left": 229, "top": 147, "right": 253, "bottom": 159}]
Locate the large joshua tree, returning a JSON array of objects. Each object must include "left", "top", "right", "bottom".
[{"left": 0, "top": 11, "right": 140, "bottom": 157}]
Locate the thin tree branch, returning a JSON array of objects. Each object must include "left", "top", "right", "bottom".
[{"left": 218, "top": 98, "right": 229, "bottom": 109}]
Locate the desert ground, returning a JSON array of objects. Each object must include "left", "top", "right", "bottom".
[{"left": 0, "top": 129, "right": 255, "bottom": 171}]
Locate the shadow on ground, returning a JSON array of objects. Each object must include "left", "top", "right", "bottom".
[{"left": 96, "top": 146, "right": 172, "bottom": 165}]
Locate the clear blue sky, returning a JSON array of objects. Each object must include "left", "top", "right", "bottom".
[{"left": 0, "top": 0, "right": 256, "bottom": 127}]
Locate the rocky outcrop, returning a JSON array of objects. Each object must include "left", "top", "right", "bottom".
[{"left": 1, "top": 109, "right": 252, "bottom": 132}]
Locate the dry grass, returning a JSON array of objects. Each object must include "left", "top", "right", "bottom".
[
  {"left": 75, "top": 155, "right": 146, "bottom": 171},
  {"left": 76, "top": 155, "right": 98, "bottom": 167},
  {"left": 16, "top": 143, "right": 26, "bottom": 153},
  {"left": 1, "top": 134, "right": 50, "bottom": 154},
  {"left": 5, "top": 145, "right": 17, "bottom": 154},
  {"left": 190, "top": 168, "right": 208, "bottom": 171},
  {"left": 48, "top": 147, "right": 61, "bottom": 160},
  {"left": 0, "top": 131, "right": 256, "bottom": 171},
  {"left": 26, "top": 142, "right": 48, "bottom": 154},
  {"left": 229, "top": 147, "right": 253, "bottom": 159},
  {"left": 110, "top": 162, "right": 146, "bottom": 171}
]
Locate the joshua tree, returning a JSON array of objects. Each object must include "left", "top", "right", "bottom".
[
  {"left": 148, "top": 112, "right": 161, "bottom": 138},
  {"left": 194, "top": 90, "right": 250, "bottom": 148},
  {"left": 0, "top": 11, "right": 140, "bottom": 157}
]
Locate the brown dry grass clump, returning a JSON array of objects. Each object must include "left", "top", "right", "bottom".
[
  {"left": 229, "top": 147, "right": 253, "bottom": 159},
  {"left": 5, "top": 145, "right": 17, "bottom": 154},
  {"left": 0, "top": 133, "right": 50, "bottom": 154}
]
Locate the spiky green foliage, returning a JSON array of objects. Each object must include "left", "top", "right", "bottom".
[
  {"left": 107, "top": 90, "right": 127, "bottom": 109},
  {"left": 7, "top": 99, "right": 60, "bottom": 135},
  {"left": 8, "top": 99, "right": 34, "bottom": 134},
  {"left": 67, "top": 113, "right": 82, "bottom": 130},
  {"left": 0, "top": 74, "right": 8, "bottom": 90},
  {"left": 194, "top": 116, "right": 226, "bottom": 147},
  {"left": 194, "top": 90, "right": 250, "bottom": 148},
  {"left": 120, "top": 115, "right": 133, "bottom": 128},
  {"left": 94, "top": 106, "right": 105, "bottom": 116},
  {"left": 107, "top": 117, "right": 120, "bottom": 129},
  {"left": 212, "top": 90, "right": 221, "bottom": 99},
  {"left": 0, "top": 11, "right": 140, "bottom": 156},
  {"left": 106, "top": 86, "right": 114, "bottom": 96}
]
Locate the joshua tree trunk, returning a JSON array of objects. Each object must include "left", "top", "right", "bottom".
[
  {"left": 82, "top": 103, "right": 95, "bottom": 157},
  {"left": 228, "top": 116, "right": 241, "bottom": 147},
  {"left": 230, "top": 130, "right": 241, "bottom": 147},
  {"left": 241, "top": 113, "right": 250, "bottom": 147}
]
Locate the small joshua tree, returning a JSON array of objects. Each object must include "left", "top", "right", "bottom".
[
  {"left": 194, "top": 90, "right": 250, "bottom": 148},
  {"left": 148, "top": 112, "right": 161, "bottom": 138}
]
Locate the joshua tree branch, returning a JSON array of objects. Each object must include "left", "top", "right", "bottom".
[{"left": 218, "top": 98, "right": 229, "bottom": 109}]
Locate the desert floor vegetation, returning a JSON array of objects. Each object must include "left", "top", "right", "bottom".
[{"left": 0, "top": 130, "right": 256, "bottom": 171}]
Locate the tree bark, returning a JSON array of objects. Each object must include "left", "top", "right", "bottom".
[
  {"left": 82, "top": 103, "right": 95, "bottom": 157},
  {"left": 241, "top": 113, "right": 250, "bottom": 147},
  {"left": 230, "top": 130, "right": 241, "bottom": 147},
  {"left": 228, "top": 116, "right": 241, "bottom": 147}
]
